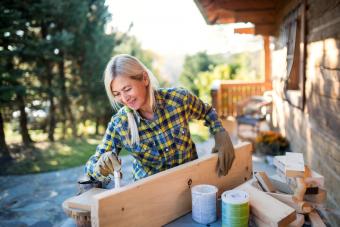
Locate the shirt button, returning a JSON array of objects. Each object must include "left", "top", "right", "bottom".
[
  {"left": 165, "top": 148, "right": 169, "bottom": 151},
  {"left": 182, "top": 130, "right": 185, "bottom": 134}
]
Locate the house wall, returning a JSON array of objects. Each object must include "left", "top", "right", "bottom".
[{"left": 272, "top": 0, "right": 340, "bottom": 225}]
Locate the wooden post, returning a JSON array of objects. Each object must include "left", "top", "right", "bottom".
[{"left": 263, "top": 35, "right": 272, "bottom": 90}]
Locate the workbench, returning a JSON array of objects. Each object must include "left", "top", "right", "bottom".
[{"left": 63, "top": 142, "right": 253, "bottom": 227}]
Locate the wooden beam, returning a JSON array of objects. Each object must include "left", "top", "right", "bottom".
[
  {"left": 91, "top": 142, "right": 253, "bottom": 227},
  {"left": 255, "top": 24, "right": 276, "bottom": 36},
  {"left": 213, "top": 9, "right": 276, "bottom": 24},
  {"left": 276, "top": 0, "right": 301, "bottom": 25},
  {"left": 255, "top": 171, "right": 276, "bottom": 192},
  {"left": 266, "top": 192, "right": 313, "bottom": 214},
  {"left": 253, "top": 213, "right": 304, "bottom": 227},
  {"left": 207, "top": 9, "right": 235, "bottom": 24},
  {"left": 194, "top": 0, "right": 214, "bottom": 25},
  {"left": 67, "top": 188, "right": 106, "bottom": 211},
  {"left": 234, "top": 27, "right": 255, "bottom": 34},
  {"left": 236, "top": 181, "right": 296, "bottom": 226},
  {"left": 236, "top": 10, "right": 276, "bottom": 24},
  {"left": 206, "top": 0, "right": 276, "bottom": 11},
  {"left": 263, "top": 35, "right": 273, "bottom": 89},
  {"left": 309, "top": 211, "right": 326, "bottom": 227}
]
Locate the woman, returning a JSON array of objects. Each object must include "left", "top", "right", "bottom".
[{"left": 85, "top": 54, "right": 235, "bottom": 183}]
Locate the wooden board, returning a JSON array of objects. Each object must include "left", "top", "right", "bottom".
[
  {"left": 236, "top": 181, "right": 296, "bottom": 227},
  {"left": 66, "top": 188, "right": 107, "bottom": 211},
  {"left": 285, "top": 152, "right": 305, "bottom": 177},
  {"left": 266, "top": 192, "right": 312, "bottom": 214},
  {"left": 91, "top": 142, "right": 253, "bottom": 227},
  {"left": 304, "top": 188, "right": 327, "bottom": 204},
  {"left": 289, "top": 214, "right": 304, "bottom": 227},
  {"left": 255, "top": 171, "right": 276, "bottom": 192},
  {"left": 253, "top": 213, "right": 304, "bottom": 227},
  {"left": 309, "top": 211, "right": 326, "bottom": 227}
]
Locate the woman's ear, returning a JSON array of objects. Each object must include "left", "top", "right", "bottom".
[{"left": 142, "top": 71, "right": 150, "bottom": 86}]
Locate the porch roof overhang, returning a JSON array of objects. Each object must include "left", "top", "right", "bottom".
[{"left": 194, "top": 0, "right": 296, "bottom": 36}]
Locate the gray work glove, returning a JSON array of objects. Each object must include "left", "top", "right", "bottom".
[
  {"left": 212, "top": 131, "right": 235, "bottom": 176},
  {"left": 94, "top": 152, "right": 122, "bottom": 177}
]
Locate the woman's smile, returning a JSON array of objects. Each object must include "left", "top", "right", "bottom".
[{"left": 127, "top": 98, "right": 137, "bottom": 107}]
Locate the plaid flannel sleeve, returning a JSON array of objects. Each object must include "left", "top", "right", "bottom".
[
  {"left": 183, "top": 88, "right": 225, "bottom": 135},
  {"left": 85, "top": 117, "right": 122, "bottom": 182}
]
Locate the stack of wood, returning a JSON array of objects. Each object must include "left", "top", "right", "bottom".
[{"left": 237, "top": 152, "right": 328, "bottom": 226}]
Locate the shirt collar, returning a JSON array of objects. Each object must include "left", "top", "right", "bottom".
[{"left": 124, "top": 89, "right": 163, "bottom": 124}]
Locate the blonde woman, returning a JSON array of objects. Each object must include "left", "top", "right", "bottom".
[{"left": 85, "top": 54, "right": 235, "bottom": 183}]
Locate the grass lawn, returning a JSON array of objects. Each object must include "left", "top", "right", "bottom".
[
  {"left": 189, "top": 120, "right": 210, "bottom": 143},
  {"left": 1, "top": 136, "right": 129, "bottom": 176},
  {"left": 1, "top": 120, "right": 209, "bottom": 175}
]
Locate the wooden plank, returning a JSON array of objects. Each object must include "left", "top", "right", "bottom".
[
  {"left": 255, "top": 171, "right": 276, "bottom": 192},
  {"left": 309, "top": 211, "right": 326, "bottom": 227},
  {"left": 234, "top": 24, "right": 276, "bottom": 36},
  {"left": 263, "top": 36, "right": 272, "bottom": 84},
  {"left": 313, "top": 75, "right": 340, "bottom": 99},
  {"left": 289, "top": 214, "right": 305, "bottom": 227},
  {"left": 304, "top": 188, "right": 327, "bottom": 204},
  {"left": 266, "top": 192, "right": 313, "bottom": 214},
  {"left": 206, "top": 0, "right": 275, "bottom": 11},
  {"left": 92, "top": 142, "right": 253, "bottom": 227},
  {"left": 308, "top": 107, "right": 340, "bottom": 142},
  {"left": 255, "top": 24, "right": 276, "bottom": 36},
  {"left": 309, "top": 92, "right": 340, "bottom": 118},
  {"left": 253, "top": 213, "right": 304, "bottom": 227},
  {"left": 234, "top": 27, "right": 255, "bottom": 34},
  {"left": 236, "top": 181, "right": 296, "bottom": 227},
  {"left": 67, "top": 188, "right": 107, "bottom": 211},
  {"left": 285, "top": 152, "right": 305, "bottom": 177},
  {"left": 235, "top": 10, "right": 276, "bottom": 24},
  {"left": 213, "top": 9, "right": 276, "bottom": 24}
]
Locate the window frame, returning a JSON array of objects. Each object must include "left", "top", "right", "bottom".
[{"left": 281, "top": 1, "right": 307, "bottom": 110}]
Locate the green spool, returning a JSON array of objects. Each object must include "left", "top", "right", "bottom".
[{"left": 221, "top": 190, "right": 250, "bottom": 227}]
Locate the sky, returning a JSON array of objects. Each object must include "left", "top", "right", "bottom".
[{"left": 106, "top": 0, "right": 263, "bottom": 56}]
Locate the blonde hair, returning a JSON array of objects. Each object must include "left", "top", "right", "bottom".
[{"left": 104, "top": 54, "right": 158, "bottom": 145}]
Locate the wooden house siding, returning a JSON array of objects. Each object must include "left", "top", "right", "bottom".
[{"left": 272, "top": 0, "right": 340, "bottom": 224}]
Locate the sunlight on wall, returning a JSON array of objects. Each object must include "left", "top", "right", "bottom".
[
  {"left": 271, "top": 47, "right": 287, "bottom": 133},
  {"left": 305, "top": 115, "right": 313, "bottom": 167},
  {"left": 324, "top": 38, "right": 339, "bottom": 68},
  {"left": 307, "top": 40, "right": 323, "bottom": 83},
  {"left": 271, "top": 47, "right": 286, "bottom": 79}
]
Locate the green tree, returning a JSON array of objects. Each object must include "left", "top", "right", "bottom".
[
  {"left": 179, "top": 52, "right": 218, "bottom": 96},
  {"left": 115, "top": 34, "right": 168, "bottom": 87},
  {"left": 195, "top": 63, "right": 240, "bottom": 103},
  {"left": 0, "top": 0, "right": 35, "bottom": 146},
  {"left": 74, "top": 0, "right": 117, "bottom": 134}
]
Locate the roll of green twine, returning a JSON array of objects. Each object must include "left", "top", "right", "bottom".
[{"left": 221, "top": 190, "right": 250, "bottom": 227}]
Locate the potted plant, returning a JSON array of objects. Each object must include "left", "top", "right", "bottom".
[{"left": 255, "top": 131, "right": 289, "bottom": 163}]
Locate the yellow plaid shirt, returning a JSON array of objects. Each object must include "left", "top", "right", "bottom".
[{"left": 85, "top": 87, "right": 224, "bottom": 181}]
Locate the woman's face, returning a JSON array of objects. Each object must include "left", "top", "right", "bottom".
[{"left": 111, "top": 73, "right": 149, "bottom": 110}]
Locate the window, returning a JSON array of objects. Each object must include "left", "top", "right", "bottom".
[{"left": 279, "top": 2, "right": 306, "bottom": 109}]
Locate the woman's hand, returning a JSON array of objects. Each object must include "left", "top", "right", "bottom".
[
  {"left": 212, "top": 131, "right": 235, "bottom": 176},
  {"left": 95, "top": 152, "right": 121, "bottom": 177}
]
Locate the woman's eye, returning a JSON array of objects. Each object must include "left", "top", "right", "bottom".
[
  {"left": 124, "top": 88, "right": 131, "bottom": 92},
  {"left": 113, "top": 93, "right": 120, "bottom": 97}
]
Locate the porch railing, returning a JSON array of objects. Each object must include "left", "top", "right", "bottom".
[{"left": 211, "top": 80, "right": 271, "bottom": 118}]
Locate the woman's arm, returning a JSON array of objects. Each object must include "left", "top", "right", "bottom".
[
  {"left": 182, "top": 88, "right": 235, "bottom": 175},
  {"left": 85, "top": 117, "right": 122, "bottom": 182},
  {"left": 183, "top": 88, "right": 225, "bottom": 135}
]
